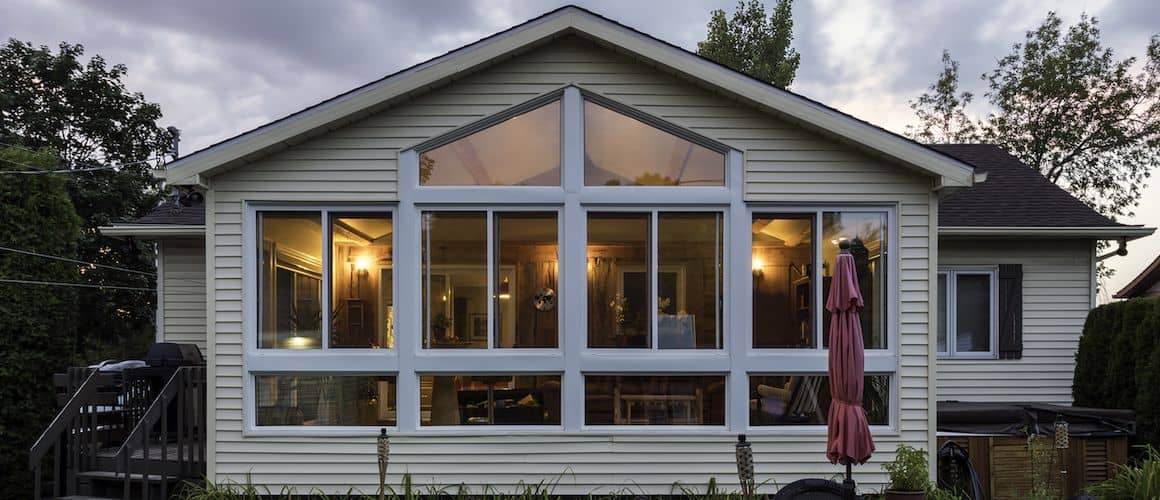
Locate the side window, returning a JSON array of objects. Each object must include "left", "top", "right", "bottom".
[{"left": 938, "top": 269, "right": 998, "bottom": 358}]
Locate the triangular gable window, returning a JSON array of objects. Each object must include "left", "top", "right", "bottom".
[
  {"left": 420, "top": 100, "right": 560, "bottom": 186},
  {"left": 583, "top": 99, "right": 725, "bottom": 186}
]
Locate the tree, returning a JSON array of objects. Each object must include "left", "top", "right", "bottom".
[
  {"left": 697, "top": 0, "right": 801, "bottom": 89},
  {"left": 908, "top": 13, "right": 1160, "bottom": 222},
  {"left": 0, "top": 147, "right": 83, "bottom": 498},
  {"left": 906, "top": 50, "right": 979, "bottom": 143},
  {"left": 0, "top": 39, "right": 173, "bottom": 360}
]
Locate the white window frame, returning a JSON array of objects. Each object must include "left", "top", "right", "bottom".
[
  {"left": 242, "top": 85, "right": 901, "bottom": 436},
  {"left": 243, "top": 204, "right": 400, "bottom": 436},
  {"left": 937, "top": 267, "right": 999, "bottom": 359}
]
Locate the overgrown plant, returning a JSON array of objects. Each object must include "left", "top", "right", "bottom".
[
  {"left": 1087, "top": 446, "right": 1160, "bottom": 500},
  {"left": 882, "top": 444, "right": 930, "bottom": 492},
  {"left": 1024, "top": 435, "right": 1060, "bottom": 500}
]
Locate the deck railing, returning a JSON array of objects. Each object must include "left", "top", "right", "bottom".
[
  {"left": 114, "top": 366, "right": 207, "bottom": 500},
  {"left": 29, "top": 365, "right": 206, "bottom": 499},
  {"left": 29, "top": 367, "right": 126, "bottom": 498}
]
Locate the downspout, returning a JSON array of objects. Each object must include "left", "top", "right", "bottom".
[{"left": 1096, "top": 238, "right": 1128, "bottom": 262}]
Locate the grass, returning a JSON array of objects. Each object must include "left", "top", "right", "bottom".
[{"left": 177, "top": 472, "right": 776, "bottom": 499}]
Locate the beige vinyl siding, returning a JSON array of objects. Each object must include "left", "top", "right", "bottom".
[
  {"left": 159, "top": 238, "right": 207, "bottom": 351},
  {"left": 936, "top": 238, "right": 1093, "bottom": 405},
  {"left": 208, "top": 36, "right": 934, "bottom": 494}
]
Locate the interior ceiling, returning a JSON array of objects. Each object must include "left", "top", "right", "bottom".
[
  {"left": 423, "top": 101, "right": 561, "bottom": 186},
  {"left": 264, "top": 216, "right": 322, "bottom": 257},
  {"left": 583, "top": 101, "right": 723, "bottom": 185},
  {"left": 752, "top": 219, "right": 811, "bottom": 248}
]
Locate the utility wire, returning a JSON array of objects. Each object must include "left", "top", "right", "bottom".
[
  {"left": 0, "top": 142, "right": 164, "bottom": 174},
  {"left": 0, "top": 245, "right": 156, "bottom": 277},
  {"left": 0, "top": 278, "right": 154, "bottom": 292}
]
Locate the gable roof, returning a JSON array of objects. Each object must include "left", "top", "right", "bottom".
[
  {"left": 1114, "top": 254, "right": 1160, "bottom": 299},
  {"left": 933, "top": 145, "right": 1153, "bottom": 240},
  {"left": 163, "top": 5, "right": 976, "bottom": 189}
]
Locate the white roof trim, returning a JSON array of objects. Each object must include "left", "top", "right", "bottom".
[
  {"left": 163, "top": 6, "right": 976, "bottom": 188},
  {"left": 940, "top": 226, "right": 1155, "bottom": 240},
  {"left": 100, "top": 224, "right": 206, "bottom": 237}
]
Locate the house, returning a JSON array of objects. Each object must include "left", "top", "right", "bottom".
[
  {"left": 93, "top": 6, "right": 1153, "bottom": 496},
  {"left": 1113, "top": 254, "right": 1160, "bottom": 299}
]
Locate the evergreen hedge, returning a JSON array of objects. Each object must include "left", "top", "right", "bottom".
[
  {"left": 1074, "top": 296, "right": 1160, "bottom": 448},
  {"left": 0, "top": 147, "right": 83, "bottom": 498}
]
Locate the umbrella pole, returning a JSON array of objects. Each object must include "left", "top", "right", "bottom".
[{"left": 842, "top": 459, "right": 856, "bottom": 500}]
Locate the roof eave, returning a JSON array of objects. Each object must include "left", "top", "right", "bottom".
[
  {"left": 939, "top": 226, "right": 1156, "bottom": 240},
  {"left": 99, "top": 224, "right": 207, "bottom": 237},
  {"left": 163, "top": 6, "right": 975, "bottom": 188}
]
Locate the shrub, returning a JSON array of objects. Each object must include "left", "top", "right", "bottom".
[
  {"left": 1073, "top": 297, "right": 1160, "bottom": 450},
  {"left": 882, "top": 444, "right": 930, "bottom": 492},
  {"left": 1086, "top": 446, "right": 1160, "bottom": 499},
  {"left": 0, "top": 147, "right": 82, "bottom": 499}
]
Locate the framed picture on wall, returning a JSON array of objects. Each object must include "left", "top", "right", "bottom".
[{"left": 469, "top": 313, "right": 487, "bottom": 341}]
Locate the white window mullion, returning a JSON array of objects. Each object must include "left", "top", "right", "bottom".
[
  {"left": 321, "top": 210, "right": 331, "bottom": 350},
  {"left": 650, "top": 211, "right": 659, "bottom": 350},
  {"left": 726, "top": 151, "right": 747, "bottom": 431},
  {"left": 562, "top": 86, "right": 585, "bottom": 432},
  {"left": 814, "top": 211, "right": 824, "bottom": 350},
  {"left": 487, "top": 210, "right": 495, "bottom": 349},
  {"left": 397, "top": 150, "right": 421, "bottom": 432}
]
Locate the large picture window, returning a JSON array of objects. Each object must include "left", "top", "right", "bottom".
[
  {"left": 751, "top": 210, "right": 888, "bottom": 351},
  {"left": 583, "top": 99, "right": 725, "bottom": 186},
  {"left": 585, "top": 375, "right": 726, "bottom": 426},
  {"left": 587, "top": 211, "right": 723, "bottom": 349},
  {"left": 248, "top": 88, "right": 901, "bottom": 435},
  {"left": 258, "top": 210, "right": 394, "bottom": 350},
  {"left": 419, "top": 100, "right": 561, "bottom": 186},
  {"left": 422, "top": 210, "right": 560, "bottom": 349}
]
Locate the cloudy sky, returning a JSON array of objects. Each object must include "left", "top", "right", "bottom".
[{"left": 2, "top": 0, "right": 1156, "bottom": 299}]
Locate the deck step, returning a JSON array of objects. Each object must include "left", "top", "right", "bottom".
[{"left": 76, "top": 470, "right": 169, "bottom": 482}]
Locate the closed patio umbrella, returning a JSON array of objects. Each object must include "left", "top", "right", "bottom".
[{"left": 826, "top": 240, "right": 875, "bottom": 497}]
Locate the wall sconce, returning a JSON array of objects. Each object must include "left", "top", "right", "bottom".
[
  {"left": 751, "top": 256, "right": 764, "bottom": 278},
  {"left": 498, "top": 277, "right": 511, "bottom": 300},
  {"left": 354, "top": 255, "right": 373, "bottom": 273}
]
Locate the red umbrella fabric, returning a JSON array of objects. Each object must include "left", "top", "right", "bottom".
[{"left": 825, "top": 246, "right": 875, "bottom": 465}]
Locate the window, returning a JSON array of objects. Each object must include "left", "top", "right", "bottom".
[
  {"left": 748, "top": 374, "right": 890, "bottom": 426},
  {"left": 585, "top": 375, "right": 726, "bottom": 425},
  {"left": 258, "top": 210, "right": 394, "bottom": 350},
  {"left": 248, "top": 89, "right": 901, "bottom": 435},
  {"left": 938, "top": 269, "right": 998, "bottom": 358},
  {"left": 332, "top": 215, "right": 394, "bottom": 348},
  {"left": 751, "top": 210, "right": 889, "bottom": 351},
  {"left": 255, "top": 375, "right": 396, "bottom": 426},
  {"left": 587, "top": 211, "right": 723, "bottom": 349},
  {"left": 419, "top": 101, "right": 561, "bottom": 186},
  {"left": 420, "top": 375, "right": 561, "bottom": 426},
  {"left": 822, "top": 212, "right": 887, "bottom": 349},
  {"left": 258, "top": 212, "right": 325, "bottom": 350},
  {"left": 751, "top": 214, "right": 815, "bottom": 348},
  {"left": 422, "top": 210, "right": 560, "bottom": 348},
  {"left": 583, "top": 100, "right": 725, "bottom": 186}
]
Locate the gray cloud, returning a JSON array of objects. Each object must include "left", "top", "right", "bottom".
[{"left": 1, "top": 0, "right": 1156, "bottom": 294}]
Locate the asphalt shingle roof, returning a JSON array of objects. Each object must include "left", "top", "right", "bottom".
[
  {"left": 128, "top": 200, "right": 205, "bottom": 226},
  {"left": 932, "top": 144, "right": 1122, "bottom": 228}
]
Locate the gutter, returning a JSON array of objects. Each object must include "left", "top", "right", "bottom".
[
  {"left": 939, "top": 226, "right": 1155, "bottom": 240},
  {"left": 99, "top": 224, "right": 206, "bottom": 237}
]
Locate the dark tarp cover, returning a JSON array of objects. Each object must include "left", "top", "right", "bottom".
[{"left": 937, "top": 402, "right": 1135, "bottom": 437}]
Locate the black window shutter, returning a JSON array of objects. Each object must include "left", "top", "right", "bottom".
[{"left": 998, "top": 264, "right": 1023, "bottom": 360}]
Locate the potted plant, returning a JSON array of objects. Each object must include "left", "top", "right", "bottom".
[
  {"left": 881, "top": 444, "right": 930, "bottom": 500},
  {"left": 431, "top": 313, "right": 452, "bottom": 342}
]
